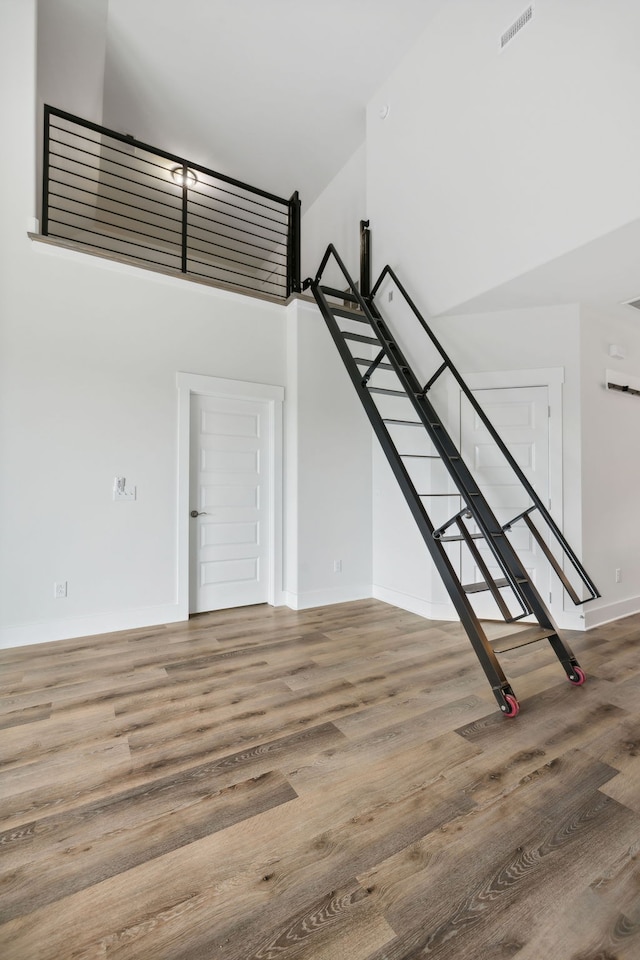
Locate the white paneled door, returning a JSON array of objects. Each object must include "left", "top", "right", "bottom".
[
  {"left": 460, "top": 385, "right": 550, "bottom": 619},
  {"left": 189, "top": 394, "right": 270, "bottom": 613}
]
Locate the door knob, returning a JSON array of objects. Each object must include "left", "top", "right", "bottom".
[{"left": 190, "top": 510, "right": 208, "bottom": 518}]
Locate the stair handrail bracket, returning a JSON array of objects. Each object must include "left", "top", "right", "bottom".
[{"left": 307, "top": 239, "right": 597, "bottom": 716}]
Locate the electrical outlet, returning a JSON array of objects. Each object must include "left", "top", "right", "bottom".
[
  {"left": 54, "top": 581, "right": 68, "bottom": 598},
  {"left": 333, "top": 559, "right": 342, "bottom": 574},
  {"left": 615, "top": 568, "right": 622, "bottom": 583}
]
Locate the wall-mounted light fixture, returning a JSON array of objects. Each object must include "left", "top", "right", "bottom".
[{"left": 171, "top": 165, "right": 198, "bottom": 187}]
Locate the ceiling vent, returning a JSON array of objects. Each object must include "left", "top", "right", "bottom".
[
  {"left": 625, "top": 297, "right": 640, "bottom": 311},
  {"left": 501, "top": 5, "right": 534, "bottom": 49}
]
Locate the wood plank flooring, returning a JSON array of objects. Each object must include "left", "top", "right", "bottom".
[{"left": 1, "top": 600, "right": 639, "bottom": 959}]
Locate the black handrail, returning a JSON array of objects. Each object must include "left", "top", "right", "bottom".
[
  {"left": 370, "top": 264, "right": 600, "bottom": 605},
  {"left": 42, "top": 105, "right": 301, "bottom": 299}
]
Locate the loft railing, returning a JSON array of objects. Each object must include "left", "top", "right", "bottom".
[{"left": 42, "top": 105, "right": 301, "bottom": 300}]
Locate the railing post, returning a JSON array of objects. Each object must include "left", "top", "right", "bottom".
[
  {"left": 181, "top": 164, "right": 188, "bottom": 274},
  {"left": 286, "top": 190, "right": 301, "bottom": 296},
  {"left": 42, "top": 105, "right": 51, "bottom": 236},
  {"left": 360, "top": 219, "right": 371, "bottom": 299}
]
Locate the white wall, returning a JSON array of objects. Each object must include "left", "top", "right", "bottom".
[
  {"left": 301, "top": 143, "right": 366, "bottom": 286},
  {"left": 37, "top": 0, "right": 109, "bottom": 124},
  {"left": 0, "top": 2, "right": 372, "bottom": 647},
  {"left": 0, "top": 242, "right": 288, "bottom": 646},
  {"left": 36, "top": 0, "right": 110, "bottom": 224},
  {"left": 579, "top": 304, "right": 640, "bottom": 627},
  {"left": 284, "top": 300, "right": 372, "bottom": 609},
  {"left": 366, "top": 0, "right": 640, "bottom": 316}
]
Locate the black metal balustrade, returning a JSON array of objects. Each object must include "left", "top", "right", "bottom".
[{"left": 42, "top": 106, "right": 301, "bottom": 299}]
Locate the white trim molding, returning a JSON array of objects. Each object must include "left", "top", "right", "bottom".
[
  {"left": 0, "top": 603, "right": 183, "bottom": 650},
  {"left": 176, "top": 372, "right": 285, "bottom": 620},
  {"left": 372, "top": 584, "right": 458, "bottom": 622}
]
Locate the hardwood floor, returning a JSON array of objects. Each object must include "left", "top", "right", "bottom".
[{"left": 0, "top": 599, "right": 639, "bottom": 959}]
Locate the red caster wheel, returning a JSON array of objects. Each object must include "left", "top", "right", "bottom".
[
  {"left": 502, "top": 694, "right": 520, "bottom": 718},
  {"left": 567, "top": 667, "right": 586, "bottom": 686}
]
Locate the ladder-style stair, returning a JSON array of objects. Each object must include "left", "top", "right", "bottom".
[{"left": 304, "top": 244, "right": 599, "bottom": 716}]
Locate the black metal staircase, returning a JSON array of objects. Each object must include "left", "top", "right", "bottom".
[{"left": 304, "top": 243, "right": 600, "bottom": 716}]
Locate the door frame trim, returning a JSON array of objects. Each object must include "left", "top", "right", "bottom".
[{"left": 176, "top": 372, "right": 285, "bottom": 620}]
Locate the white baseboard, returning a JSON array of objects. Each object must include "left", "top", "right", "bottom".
[
  {"left": 583, "top": 594, "right": 640, "bottom": 630},
  {"left": 551, "top": 608, "right": 587, "bottom": 631},
  {"left": 372, "top": 584, "right": 458, "bottom": 622},
  {"left": 0, "top": 603, "right": 184, "bottom": 650},
  {"left": 283, "top": 584, "right": 372, "bottom": 611}
]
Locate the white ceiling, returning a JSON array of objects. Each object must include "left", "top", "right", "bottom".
[
  {"left": 446, "top": 217, "right": 640, "bottom": 320},
  {"left": 102, "top": 0, "right": 445, "bottom": 207}
]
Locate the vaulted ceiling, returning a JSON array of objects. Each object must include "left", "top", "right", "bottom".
[{"left": 102, "top": 0, "right": 445, "bottom": 206}]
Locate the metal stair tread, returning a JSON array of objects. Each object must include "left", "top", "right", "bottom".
[
  {"left": 463, "top": 577, "right": 527, "bottom": 594},
  {"left": 368, "top": 386, "right": 408, "bottom": 397},
  {"left": 332, "top": 306, "right": 369, "bottom": 321},
  {"left": 354, "top": 356, "right": 395, "bottom": 370},
  {"left": 437, "top": 532, "right": 483, "bottom": 542},
  {"left": 489, "top": 626, "right": 557, "bottom": 653},
  {"left": 343, "top": 331, "right": 380, "bottom": 345},
  {"left": 320, "top": 285, "right": 360, "bottom": 303},
  {"left": 383, "top": 418, "right": 422, "bottom": 426}
]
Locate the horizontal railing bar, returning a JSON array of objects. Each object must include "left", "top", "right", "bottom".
[
  {"left": 50, "top": 158, "right": 287, "bottom": 240},
  {"left": 48, "top": 217, "right": 182, "bottom": 260},
  {"left": 188, "top": 230, "right": 283, "bottom": 260},
  {"left": 48, "top": 178, "right": 182, "bottom": 226},
  {"left": 189, "top": 188, "right": 289, "bottom": 226},
  {"left": 48, "top": 204, "right": 182, "bottom": 247},
  {"left": 188, "top": 235, "right": 286, "bottom": 267},
  {"left": 50, "top": 141, "right": 288, "bottom": 236},
  {"left": 188, "top": 189, "right": 289, "bottom": 227},
  {"left": 186, "top": 263, "right": 285, "bottom": 294},
  {"left": 47, "top": 106, "right": 290, "bottom": 205},
  {"left": 51, "top": 122, "right": 290, "bottom": 220},
  {"left": 188, "top": 197, "right": 288, "bottom": 236},
  {"left": 48, "top": 169, "right": 182, "bottom": 217},
  {"left": 49, "top": 157, "right": 184, "bottom": 207},
  {"left": 46, "top": 226, "right": 182, "bottom": 268},
  {"left": 186, "top": 214, "right": 287, "bottom": 248},
  {"left": 190, "top": 182, "right": 288, "bottom": 218},
  {"left": 186, "top": 221, "right": 286, "bottom": 259},
  {"left": 49, "top": 143, "right": 184, "bottom": 194},
  {"left": 187, "top": 244, "right": 287, "bottom": 278},
  {"left": 186, "top": 256, "right": 285, "bottom": 290},
  {"left": 49, "top": 125, "right": 175, "bottom": 177},
  {"left": 48, "top": 191, "right": 182, "bottom": 236}
]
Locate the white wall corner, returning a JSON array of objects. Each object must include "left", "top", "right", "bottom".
[
  {"left": 285, "top": 585, "right": 372, "bottom": 612},
  {"left": 372, "top": 584, "right": 458, "bottom": 623}
]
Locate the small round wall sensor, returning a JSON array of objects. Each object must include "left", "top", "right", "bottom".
[{"left": 378, "top": 104, "right": 390, "bottom": 120}]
